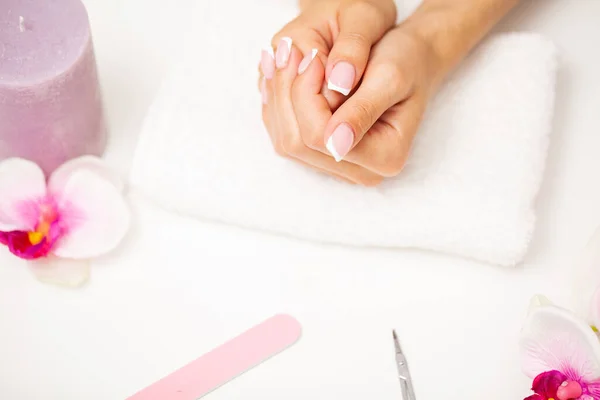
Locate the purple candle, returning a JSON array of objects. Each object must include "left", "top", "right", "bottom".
[{"left": 0, "top": 0, "right": 106, "bottom": 175}]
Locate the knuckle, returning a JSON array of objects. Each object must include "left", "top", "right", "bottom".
[
  {"left": 356, "top": 173, "right": 384, "bottom": 187},
  {"left": 271, "top": 31, "right": 289, "bottom": 49},
  {"left": 373, "top": 61, "right": 402, "bottom": 81},
  {"left": 372, "top": 62, "right": 404, "bottom": 94},
  {"left": 350, "top": 99, "right": 378, "bottom": 133},
  {"left": 346, "top": 1, "right": 386, "bottom": 25},
  {"left": 339, "top": 30, "right": 371, "bottom": 53},
  {"left": 258, "top": 76, "right": 264, "bottom": 92},
  {"left": 261, "top": 111, "right": 271, "bottom": 129},
  {"left": 301, "top": 129, "right": 325, "bottom": 150},
  {"left": 271, "top": 20, "right": 304, "bottom": 48},
  {"left": 280, "top": 134, "right": 306, "bottom": 157},
  {"left": 272, "top": 139, "right": 287, "bottom": 158},
  {"left": 271, "top": 35, "right": 282, "bottom": 50},
  {"left": 377, "top": 146, "right": 409, "bottom": 177},
  {"left": 280, "top": 135, "right": 292, "bottom": 154}
]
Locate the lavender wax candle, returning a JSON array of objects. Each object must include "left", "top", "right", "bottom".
[{"left": 0, "top": 0, "right": 106, "bottom": 174}]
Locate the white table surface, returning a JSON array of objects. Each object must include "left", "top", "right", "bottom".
[{"left": 1, "top": 1, "right": 600, "bottom": 399}]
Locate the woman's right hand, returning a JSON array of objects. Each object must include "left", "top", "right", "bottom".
[{"left": 259, "top": 0, "right": 397, "bottom": 108}]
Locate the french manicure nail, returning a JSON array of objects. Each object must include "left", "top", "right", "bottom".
[
  {"left": 275, "top": 37, "right": 292, "bottom": 69},
  {"left": 328, "top": 61, "right": 355, "bottom": 96},
  {"left": 261, "top": 46, "right": 275, "bottom": 79},
  {"left": 298, "top": 49, "right": 318, "bottom": 74},
  {"left": 261, "top": 77, "right": 267, "bottom": 104},
  {"left": 326, "top": 123, "right": 354, "bottom": 162}
]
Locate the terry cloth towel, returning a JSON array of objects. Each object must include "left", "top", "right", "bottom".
[{"left": 129, "top": 0, "right": 558, "bottom": 267}]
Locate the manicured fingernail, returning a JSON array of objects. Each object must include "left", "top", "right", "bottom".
[
  {"left": 261, "top": 77, "right": 267, "bottom": 104},
  {"left": 261, "top": 46, "right": 275, "bottom": 79},
  {"left": 275, "top": 37, "right": 292, "bottom": 69},
  {"left": 298, "top": 49, "right": 318, "bottom": 74},
  {"left": 326, "top": 123, "right": 354, "bottom": 162},
  {"left": 328, "top": 61, "right": 355, "bottom": 96}
]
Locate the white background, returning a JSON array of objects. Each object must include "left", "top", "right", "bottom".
[{"left": 1, "top": 0, "right": 600, "bottom": 399}]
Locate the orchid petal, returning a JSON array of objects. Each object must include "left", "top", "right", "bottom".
[
  {"left": 519, "top": 302, "right": 600, "bottom": 382},
  {"left": 48, "top": 155, "right": 124, "bottom": 196},
  {"left": 587, "top": 383, "right": 600, "bottom": 399},
  {"left": 592, "top": 286, "right": 600, "bottom": 331},
  {"left": 28, "top": 257, "right": 90, "bottom": 288},
  {"left": 531, "top": 370, "right": 567, "bottom": 398},
  {"left": 52, "top": 169, "right": 130, "bottom": 259},
  {"left": 0, "top": 158, "right": 46, "bottom": 231}
]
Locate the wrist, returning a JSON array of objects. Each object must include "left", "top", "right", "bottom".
[
  {"left": 299, "top": 0, "right": 336, "bottom": 11},
  {"left": 400, "top": 0, "right": 521, "bottom": 78},
  {"left": 299, "top": 0, "right": 396, "bottom": 13},
  {"left": 298, "top": 0, "right": 315, "bottom": 11}
]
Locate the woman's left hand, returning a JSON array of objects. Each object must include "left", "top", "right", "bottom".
[{"left": 261, "top": 24, "right": 446, "bottom": 185}]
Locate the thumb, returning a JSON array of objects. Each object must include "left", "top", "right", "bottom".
[
  {"left": 324, "top": 62, "right": 405, "bottom": 162},
  {"left": 326, "top": 0, "right": 396, "bottom": 96}
]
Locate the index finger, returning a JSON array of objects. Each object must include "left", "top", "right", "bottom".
[{"left": 271, "top": 26, "right": 346, "bottom": 111}]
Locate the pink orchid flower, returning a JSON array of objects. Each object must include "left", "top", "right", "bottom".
[
  {"left": 0, "top": 156, "right": 130, "bottom": 287},
  {"left": 520, "top": 291, "right": 600, "bottom": 400}
]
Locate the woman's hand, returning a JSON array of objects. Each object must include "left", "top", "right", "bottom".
[
  {"left": 260, "top": 0, "right": 397, "bottom": 107},
  {"left": 319, "top": 0, "right": 524, "bottom": 168},
  {"left": 261, "top": 24, "right": 443, "bottom": 185},
  {"left": 260, "top": 0, "right": 523, "bottom": 185}
]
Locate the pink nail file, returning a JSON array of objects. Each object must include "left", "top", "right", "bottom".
[{"left": 126, "top": 314, "right": 302, "bottom": 400}]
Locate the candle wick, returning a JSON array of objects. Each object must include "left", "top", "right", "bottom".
[{"left": 19, "top": 16, "right": 25, "bottom": 33}]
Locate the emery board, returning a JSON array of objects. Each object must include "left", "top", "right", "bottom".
[{"left": 126, "top": 314, "right": 302, "bottom": 399}]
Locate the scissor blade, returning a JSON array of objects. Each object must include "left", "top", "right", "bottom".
[{"left": 392, "top": 330, "right": 402, "bottom": 355}]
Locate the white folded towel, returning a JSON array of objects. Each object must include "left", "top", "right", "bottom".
[{"left": 129, "top": 0, "right": 558, "bottom": 267}]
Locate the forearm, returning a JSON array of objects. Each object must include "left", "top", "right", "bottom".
[
  {"left": 298, "top": 0, "right": 392, "bottom": 12},
  {"left": 401, "top": 0, "right": 522, "bottom": 77},
  {"left": 298, "top": 0, "right": 313, "bottom": 11}
]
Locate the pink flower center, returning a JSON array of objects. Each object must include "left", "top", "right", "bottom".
[
  {"left": 526, "top": 371, "right": 585, "bottom": 400},
  {"left": 556, "top": 381, "right": 583, "bottom": 400},
  {"left": 0, "top": 202, "right": 62, "bottom": 260}
]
